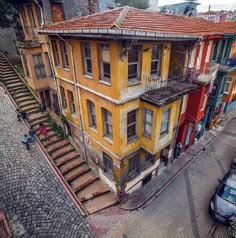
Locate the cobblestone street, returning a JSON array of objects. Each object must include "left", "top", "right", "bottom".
[
  {"left": 102, "top": 119, "right": 236, "bottom": 238},
  {"left": 0, "top": 88, "right": 94, "bottom": 237}
]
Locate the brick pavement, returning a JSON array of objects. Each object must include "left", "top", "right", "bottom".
[{"left": 0, "top": 88, "right": 94, "bottom": 237}]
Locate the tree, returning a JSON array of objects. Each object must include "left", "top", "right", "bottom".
[
  {"left": 115, "top": 0, "right": 149, "bottom": 9},
  {"left": 229, "top": 221, "right": 236, "bottom": 238},
  {"left": 0, "top": 0, "right": 17, "bottom": 28}
]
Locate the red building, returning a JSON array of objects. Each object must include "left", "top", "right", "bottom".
[{"left": 176, "top": 35, "right": 221, "bottom": 152}]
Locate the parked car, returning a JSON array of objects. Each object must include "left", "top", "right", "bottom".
[{"left": 209, "top": 160, "right": 236, "bottom": 224}]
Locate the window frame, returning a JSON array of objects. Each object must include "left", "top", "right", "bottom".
[
  {"left": 127, "top": 109, "right": 137, "bottom": 143},
  {"left": 100, "top": 44, "right": 111, "bottom": 82},
  {"left": 201, "top": 88, "right": 208, "bottom": 111},
  {"left": 103, "top": 108, "right": 113, "bottom": 140},
  {"left": 51, "top": 40, "right": 60, "bottom": 67},
  {"left": 143, "top": 109, "right": 153, "bottom": 138},
  {"left": 60, "top": 40, "right": 69, "bottom": 69},
  {"left": 87, "top": 100, "right": 97, "bottom": 129},
  {"left": 151, "top": 45, "right": 161, "bottom": 78},
  {"left": 128, "top": 154, "right": 140, "bottom": 180},
  {"left": 22, "top": 53, "right": 30, "bottom": 77},
  {"left": 144, "top": 152, "right": 155, "bottom": 169},
  {"left": 224, "top": 77, "right": 232, "bottom": 94},
  {"left": 103, "top": 153, "right": 113, "bottom": 178},
  {"left": 160, "top": 108, "right": 171, "bottom": 135},
  {"left": 67, "top": 90, "right": 76, "bottom": 115},
  {"left": 32, "top": 54, "right": 46, "bottom": 79},
  {"left": 128, "top": 45, "right": 141, "bottom": 83},
  {"left": 83, "top": 42, "right": 92, "bottom": 76},
  {"left": 59, "top": 86, "right": 67, "bottom": 110}
]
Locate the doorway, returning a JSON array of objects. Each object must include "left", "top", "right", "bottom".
[{"left": 142, "top": 173, "right": 152, "bottom": 186}]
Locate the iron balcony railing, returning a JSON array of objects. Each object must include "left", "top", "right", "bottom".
[{"left": 144, "top": 70, "right": 197, "bottom": 93}]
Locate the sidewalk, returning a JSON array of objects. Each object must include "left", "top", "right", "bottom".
[{"left": 119, "top": 109, "right": 236, "bottom": 211}]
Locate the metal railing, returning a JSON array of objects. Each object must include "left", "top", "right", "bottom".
[{"left": 144, "top": 70, "right": 196, "bottom": 93}]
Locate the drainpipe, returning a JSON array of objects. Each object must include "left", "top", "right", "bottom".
[
  {"left": 34, "top": 0, "right": 44, "bottom": 26},
  {"left": 57, "top": 34, "right": 88, "bottom": 163}
]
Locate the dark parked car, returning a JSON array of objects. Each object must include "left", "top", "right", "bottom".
[{"left": 209, "top": 161, "right": 236, "bottom": 224}]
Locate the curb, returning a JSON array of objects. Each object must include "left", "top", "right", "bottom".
[{"left": 119, "top": 116, "right": 236, "bottom": 211}]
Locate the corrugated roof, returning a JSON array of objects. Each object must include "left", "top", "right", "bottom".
[{"left": 38, "top": 7, "right": 236, "bottom": 37}]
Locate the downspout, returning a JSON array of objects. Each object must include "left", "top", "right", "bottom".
[
  {"left": 57, "top": 34, "right": 88, "bottom": 163},
  {"left": 34, "top": 0, "right": 64, "bottom": 118},
  {"left": 34, "top": 0, "right": 44, "bottom": 26}
]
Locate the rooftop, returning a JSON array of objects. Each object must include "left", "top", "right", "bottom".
[{"left": 38, "top": 7, "right": 236, "bottom": 39}]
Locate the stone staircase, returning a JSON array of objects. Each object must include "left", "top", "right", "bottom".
[{"left": 0, "top": 53, "right": 118, "bottom": 215}]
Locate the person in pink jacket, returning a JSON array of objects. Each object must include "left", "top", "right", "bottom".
[{"left": 39, "top": 123, "right": 50, "bottom": 142}]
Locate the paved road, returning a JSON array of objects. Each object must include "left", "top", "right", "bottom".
[
  {"left": 0, "top": 89, "right": 94, "bottom": 237},
  {"left": 105, "top": 119, "right": 236, "bottom": 238}
]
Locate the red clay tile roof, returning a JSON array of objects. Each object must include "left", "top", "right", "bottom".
[{"left": 38, "top": 7, "right": 236, "bottom": 38}]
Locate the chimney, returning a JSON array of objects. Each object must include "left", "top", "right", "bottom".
[
  {"left": 208, "top": 5, "right": 211, "bottom": 11},
  {"left": 88, "top": 0, "right": 98, "bottom": 15}
]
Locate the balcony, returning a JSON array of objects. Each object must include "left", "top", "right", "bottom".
[
  {"left": 16, "top": 25, "right": 40, "bottom": 48},
  {"left": 191, "top": 63, "right": 219, "bottom": 85},
  {"left": 141, "top": 72, "right": 197, "bottom": 107}
]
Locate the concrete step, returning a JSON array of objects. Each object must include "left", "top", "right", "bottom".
[
  {"left": 66, "top": 165, "right": 91, "bottom": 183},
  {"left": 7, "top": 83, "right": 25, "bottom": 89},
  {"left": 71, "top": 173, "right": 99, "bottom": 193},
  {"left": 8, "top": 85, "right": 26, "bottom": 92},
  {"left": 16, "top": 96, "right": 35, "bottom": 104},
  {"left": 20, "top": 104, "right": 40, "bottom": 112},
  {"left": 79, "top": 188, "right": 110, "bottom": 203},
  {"left": 59, "top": 158, "right": 85, "bottom": 174},
  {"left": 30, "top": 117, "right": 48, "bottom": 127},
  {"left": 55, "top": 152, "right": 82, "bottom": 167},
  {"left": 51, "top": 145, "right": 75, "bottom": 160},
  {"left": 2, "top": 75, "right": 19, "bottom": 81},
  {"left": 77, "top": 180, "right": 109, "bottom": 202},
  {"left": 5, "top": 80, "right": 21, "bottom": 85},
  {"left": 38, "top": 130, "right": 58, "bottom": 140},
  {"left": 13, "top": 92, "right": 32, "bottom": 100},
  {"left": 43, "top": 136, "right": 63, "bottom": 147},
  {"left": 10, "top": 88, "right": 29, "bottom": 96},
  {"left": 18, "top": 100, "right": 38, "bottom": 108},
  {"left": 83, "top": 192, "right": 118, "bottom": 214},
  {"left": 46, "top": 139, "right": 70, "bottom": 154},
  {"left": 28, "top": 112, "right": 47, "bottom": 123}
]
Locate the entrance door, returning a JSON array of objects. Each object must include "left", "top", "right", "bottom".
[
  {"left": 158, "top": 147, "right": 169, "bottom": 174},
  {"left": 44, "top": 89, "right": 51, "bottom": 108},
  {"left": 39, "top": 91, "right": 46, "bottom": 107}
]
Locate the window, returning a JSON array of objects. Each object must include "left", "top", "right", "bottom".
[
  {"left": 212, "top": 41, "right": 219, "bottom": 62},
  {"left": 32, "top": 54, "right": 46, "bottom": 79},
  {"left": 151, "top": 45, "right": 160, "bottom": 78},
  {"left": 224, "top": 77, "right": 232, "bottom": 94},
  {"left": 22, "top": 53, "right": 30, "bottom": 77},
  {"left": 144, "top": 152, "right": 155, "bottom": 168},
  {"left": 59, "top": 86, "right": 67, "bottom": 109},
  {"left": 51, "top": 40, "right": 60, "bottom": 66},
  {"left": 223, "top": 40, "right": 231, "bottom": 58},
  {"left": 211, "top": 78, "right": 219, "bottom": 96},
  {"left": 127, "top": 110, "right": 137, "bottom": 142},
  {"left": 103, "top": 153, "right": 113, "bottom": 177},
  {"left": 87, "top": 100, "right": 96, "bottom": 129},
  {"left": 143, "top": 109, "right": 153, "bottom": 138},
  {"left": 161, "top": 108, "right": 171, "bottom": 135},
  {"left": 83, "top": 43, "right": 92, "bottom": 75},
  {"left": 201, "top": 88, "right": 208, "bottom": 111},
  {"left": 128, "top": 46, "right": 141, "bottom": 83},
  {"left": 61, "top": 41, "right": 69, "bottom": 69},
  {"left": 45, "top": 52, "right": 53, "bottom": 78},
  {"left": 67, "top": 90, "right": 75, "bottom": 114},
  {"left": 28, "top": 6, "right": 36, "bottom": 28},
  {"left": 181, "top": 95, "right": 188, "bottom": 114},
  {"left": 52, "top": 93, "right": 60, "bottom": 115},
  {"left": 128, "top": 154, "right": 140, "bottom": 180},
  {"left": 101, "top": 44, "right": 110, "bottom": 82},
  {"left": 103, "top": 108, "right": 112, "bottom": 139},
  {"left": 51, "top": 3, "right": 64, "bottom": 23}
]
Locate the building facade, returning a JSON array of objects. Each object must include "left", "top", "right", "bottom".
[{"left": 38, "top": 7, "right": 214, "bottom": 197}]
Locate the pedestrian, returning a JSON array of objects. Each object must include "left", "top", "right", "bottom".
[
  {"left": 39, "top": 123, "right": 49, "bottom": 142},
  {"left": 16, "top": 108, "right": 27, "bottom": 121},
  {"left": 21, "top": 134, "right": 30, "bottom": 150},
  {"left": 28, "top": 126, "right": 36, "bottom": 143}
]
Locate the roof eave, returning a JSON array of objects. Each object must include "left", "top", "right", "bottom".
[{"left": 37, "top": 29, "right": 200, "bottom": 40}]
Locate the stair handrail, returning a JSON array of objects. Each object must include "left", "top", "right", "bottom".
[{"left": 0, "top": 51, "right": 41, "bottom": 105}]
